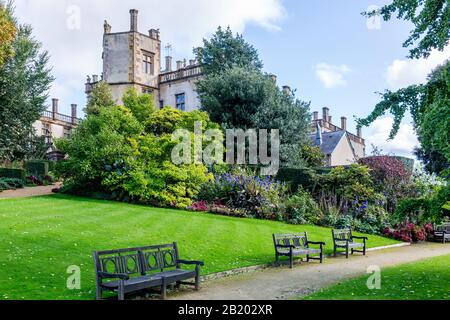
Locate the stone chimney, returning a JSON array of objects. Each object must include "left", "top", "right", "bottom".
[
  {"left": 149, "top": 29, "right": 160, "bottom": 40},
  {"left": 52, "top": 98, "right": 59, "bottom": 120},
  {"left": 341, "top": 117, "right": 347, "bottom": 131},
  {"left": 282, "top": 85, "right": 291, "bottom": 95},
  {"left": 130, "top": 9, "right": 138, "bottom": 32},
  {"left": 357, "top": 127, "right": 362, "bottom": 138},
  {"left": 322, "top": 107, "right": 330, "bottom": 122},
  {"left": 71, "top": 104, "right": 77, "bottom": 124},
  {"left": 165, "top": 56, "right": 173, "bottom": 72},
  {"left": 176, "top": 60, "right": 183, "bottom": 70},
  {"left": 313, "top": 111, "right": 319, "bottom": 121},
  {"left": 189, "top": 59, "right": 195, "bottom": 66},
  {"left": 92, "top": 74, "right": 99, "bottom": 83}
]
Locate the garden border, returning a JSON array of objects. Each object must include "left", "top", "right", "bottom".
[{"left": 201, "top": 242, "right": 411, "bottom": 282}]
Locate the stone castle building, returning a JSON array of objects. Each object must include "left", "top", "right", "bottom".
[
  {"left": 85, "top": 9, "right": 202, "bottom": 111},
  {"left": 310, "top": 107, "right": 365, "bottom": 166},
  {"left": 36, "top": 9, "right": 364, "bottom": 165}
]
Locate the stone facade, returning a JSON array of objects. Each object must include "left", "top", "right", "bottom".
[
  {"left": 85, "top": 9, "right": 202, "bottom": 111},
  {"left": 34, "top": 99, "right": 80, "bottom": 149},
  {"left": 310, "top": 107, "right": 366, "bottom": 166}
]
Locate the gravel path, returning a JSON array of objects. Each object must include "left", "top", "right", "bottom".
[
  {"left": 171, "top": 242, "right": 450, "bottom": 300},
  {"left": 0, "top": 183, "right": 60, "bottom": 199}
]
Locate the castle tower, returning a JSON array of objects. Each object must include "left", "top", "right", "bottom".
[{"left": 101, "top": 9, "right": 161, "bottom": 103}]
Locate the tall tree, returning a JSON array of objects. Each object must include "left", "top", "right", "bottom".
[
  {"left": 0, "top": 20, "right": 53, "bottom": 162},
  {"left": 364, "top": 0, "right": 450, "bottom": 59},
  {"left": 0, "top": 1, "right": 16, "bottom": 67},
  {"left": 357, "top": 61, "right": 450, "bottom": 176},
  {"left": 196, "top": 27, "right": 311, "bottom": 167},
  {"left": 195, "top": 26, "right": 263, "bottom": 75},
  {"left": 84, "top": 81, "right": 115, "bottom": 116}
]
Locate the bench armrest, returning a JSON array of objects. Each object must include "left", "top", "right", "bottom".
[
  {"left": 307, "top": 241, "right": 325, "bottom": 246},
  {"left": 177, "top": 259, "right": 205, "bottom": 266},
  {"left": 98, "top": 272, "right": 130, "bottom": 280},
  {"left": 352, "top": 236, "right": 368, "bottom": 240}
]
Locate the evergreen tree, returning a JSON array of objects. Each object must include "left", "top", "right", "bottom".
[
  {"left": 84, "top": 81, "right": 115, "bottom": 116},
  {"left": 0, "top": 19, "right": 53, "bottom": 162}
]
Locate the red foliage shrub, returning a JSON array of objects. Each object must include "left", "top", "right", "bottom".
[
  {"left": 383, "top": 222, "right": 427, "bottom": 243},
  {"left": 191, "top": 201, "right": 209, "bottom": 212},
  {"left": 359, "top": 156, "right": 412, "bottom": 183},
  {"left": 26, "top": 175, "right": 43, "bottom": 186}
]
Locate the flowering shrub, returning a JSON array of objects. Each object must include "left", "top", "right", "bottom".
[
  {"left": 190, "top": 201, "right": 209, "bottom": 212},
  {"left": 26, "top": 175, "right": 43, "bottom": 186},
  {"left": 384, "top": 223, "right": 427, "bottom": 243},
  {"left": 359, "top": 156, "right": 415, "bottom": 213},
  {"left": 197, "top": 173, "right": 289, "bottom": 219}
]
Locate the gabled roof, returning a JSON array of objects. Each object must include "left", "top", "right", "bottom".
[{"left": 309, "top": 130, "right": 346, "bottom": 155}]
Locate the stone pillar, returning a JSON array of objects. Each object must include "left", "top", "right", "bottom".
[
  {"left": 313, "top": 111, "right": 319, "bottom": 121},
  {"left": 322, "top": 107, "right": 330, "bottom": 122},
  {"left": 71, "top": 104, "right": 77, "bottom": 124},
  {"left": 52, "top": 98, "right": 58, "bottom": 120},
  {"left": 176, "top": 60, "right": 183, "bottom": 70},
  {"left": 165, "top": 56, "right": 173, "bottom": 72},
  {"left": 341, "top": 117, "right": 347, "bottom": 130},
  {"left": 130, "top": 9, "right": 138, "bottom": 32}
]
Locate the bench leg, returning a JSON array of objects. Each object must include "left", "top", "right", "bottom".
[
  {"left": 345, "top": 246, "right": 349, "bottom": 259},
  {"left": 96, "top": 286, "right": 103, "bottom": 300},
  {"left": 363, "top": 244, "right": 366, "bottom": 256},
  {"left": 320, "top": 252, "right": 323, "bottom": 264},
  {"left": 351, "top": 248, "right": 354, "bottom": 255},
  {"left": 289, "top": 254, "right": 293, "bottom": 269},
  {"left": 333, "top": 246, "right": 337, "bottom": 257},
  {"left": 161, "top": 278, "right": 167, "bottom": 300},
  {"left": 195, "top": 265, "right": 201, "bottom": 290},
  {"left": 306, "top": 254, "right": 310, "bottom": 262},
  {"left": 275, "top": 253, "right": 279, "bottom": 266},
  {"left": 118, "top": 281, "right": 125, "bottom": 301}
]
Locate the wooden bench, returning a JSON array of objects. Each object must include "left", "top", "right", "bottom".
[
  {"left": 93, "top": 242, "right": 204, "bottom": 300},
  {"left": 433, "top": 223, "right": 450, "bottom": 243},
  {"left": 273, "top": 233, "right": 325, "bottom": 268},
  {"left": 332, "top": 228, "right": 367, "bottom": 258}
]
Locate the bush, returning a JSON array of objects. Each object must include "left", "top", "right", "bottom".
[
  {"left": 276, "top": 167, "right": 326, "bottom": 191},
  {"left": 197, "top": 173, "right": 288, "bottom": 219},
  {"left": 25, "top": 160, "right": 49, "bottom": 178},
  {"left": 0, "top": 168, "right": 25, "bottom": 179},
  {"left": 384, "top": 223, "right": 427, "bottom": 243},
  {"left": 0, "top": 177, "right": 25, "bottom": 189},
  {"left": 284, "top": 188, "right": 322, "bottom": 225}
]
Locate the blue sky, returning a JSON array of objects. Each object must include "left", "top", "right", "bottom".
[{"left": 15, "top": 0, "right": 449, "bottom": 157}]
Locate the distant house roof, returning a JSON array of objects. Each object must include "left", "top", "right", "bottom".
[{"left": 309, "top": 130, "right": 346, "bottom": 155}]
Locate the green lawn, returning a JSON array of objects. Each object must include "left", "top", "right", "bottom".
[
  {"left": 305, "top": 254, "right": 450, "bottom": 300},
  {"left": 0, "top": 194, "right": 398, "bottom": 300}
]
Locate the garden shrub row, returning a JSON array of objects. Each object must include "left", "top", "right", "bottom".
[{"left": 0, "top": 168, "right": 25, "bottom": 180}]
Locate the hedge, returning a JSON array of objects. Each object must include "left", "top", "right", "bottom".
[
  {"left": 25, "top": 161, "right": 49, "bottom": 177},
  {"left": 0, "top": 168, "right": 26, "bottom": 180},
  {"left": 276, "top": 167, "right": 331, "bottom": 191}
]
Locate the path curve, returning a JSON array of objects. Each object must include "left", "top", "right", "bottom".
[
  {"left": 0, "top": 183, "right": 60, "bottom": 199},
  {"left": 171, "top": 242, "right": 450, "bottom": 300}
]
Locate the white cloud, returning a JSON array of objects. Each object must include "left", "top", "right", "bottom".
[
  {"left": 365, "top": 117, "right": 419, "bottom": 158},
  {"left": 385, "top": 46, "right": 450, "bottom": 89},
  {"left": 14, "top": 0, "right": 286, "bottom": 112},
  {"left": 315, "top": 63, "right": 352, "bottom": 88}
]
